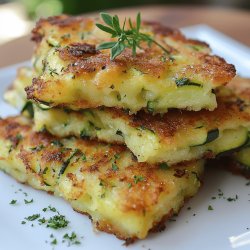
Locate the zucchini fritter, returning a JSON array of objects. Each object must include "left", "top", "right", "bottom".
[
  {"left": 208, "top": 77, "right": 250, "bottom": 178},
  {"left": 5, "top": 68, "right": 250, "bottom": 164},
  {"left": 0, "top": 116, "right": 204, "bottom": 241},
  {"left": 26, "top": 15, "right": 235, "bottom": 113}
]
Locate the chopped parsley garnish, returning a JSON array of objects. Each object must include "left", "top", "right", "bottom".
[
  {"left": 25, "top": 214, "right": 40, "bottom": 221},
  {"left": 38, "top": 217, "right": 46, "bottom": 224},
  {"left": 134, "top": 175, "right": 145, "bottom": 184},
  {"left": 112, "top": 163, "right": 119, "bottom": 171},
  {"left": 16, "top": 134, "right": 23, "bottom": 141},
  {"left": 99, "top": 180, "right": 105, "bottom": 186},
  {"left": 48, "top": 67, "right": 59, "bottom": 76},
  {"left": 227, "top": 195, "right": 238, "bottom": 202},
  {"left": 47, "top": 215, "right": 69, "bottom": 229},
  {"left": 43, "top": 167, "right": 48, "bottom": 175},
  {"left": 43, "top": 205, "right": 57, "bottom": 213},
  {"left": 9, "top": 199, "right": 17, "bottom": 205},
  {"left": 51, "top": 238, "right": 57, "bottom": 245},
  {"left": 117, "top": 93, "right": 121, "bottom": 101},
  {"left": 24, "top": 198, "right": 34, "bottom": 204},
  {"left": 114, "top": 153, "right": 120, "bottom": 160},
  {"left": 218, "top": 188, "right": 224, "bottom": 198},
  {"left": 63, "top": 232, "right": 81, "bottom": 246},
  {"left": 49, "top": 206, "right": 57, "bottom": 212},
  {"left": 21, "top": 221, "right": 26, "bottom": 224},
  {"left": 168, "top": 218, "right": 176, "bottom": 222},
  {"left": 82, "top": 153, "right": 87, "bottom": 161},
  {"left": 208, "top": 205, "right": 213, "bottom": 211},
  {"left": 30, "top": 144, "right": 45, "bottom": 152},
  {"left": 159, "top": 162, "right": 169, "bottom": 170}
]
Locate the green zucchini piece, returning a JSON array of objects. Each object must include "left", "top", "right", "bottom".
[
  {"left": 215, "top": 127, "right": 249, "bottom": 156},
  {"left": 37, "top": 103, "right": 52, "bottom": 110},
  {"left": 59, "top": 149, "right": 80, "bottom": 176},
  {"left": 175, "top": 78, "right": 202, "bottom": 87},
  {"left": 193, "top": 128, "right": 219, "bottom": 147},
  {"left": 21, "top": 102, "right": 34, "bottom": 118},
  {"left": 147, "top": 101, "right": 156, "bottom": 113},
  {"left": 205, "top": 129, "right": 220, "bottom": 144}
]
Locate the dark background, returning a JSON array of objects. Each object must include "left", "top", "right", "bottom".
[{"left": 1, "top": 0, "right": 250, "bottom": 19}]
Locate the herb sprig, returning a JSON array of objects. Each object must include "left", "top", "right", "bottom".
[{"left": 96, "top": 12, "right": 169, "bottom": 60}]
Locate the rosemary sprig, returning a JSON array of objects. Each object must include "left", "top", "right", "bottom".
[{"left": 96, "top": 12, "right": 169, "bottom": 60}]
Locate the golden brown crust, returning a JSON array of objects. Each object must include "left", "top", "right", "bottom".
[
  {"left": 0, "top": 116, "right": 203, "bottom": 241},
  {"left": 102, "top": 92, "right": 250, "bottom": 143},
  {"left": 31, "top": 15, "right": 89, "bottom": 43},
  {"left": 227, "top": 76, "right": 250, "bottom": 102},
  {"left": 29, "top": 15, "right": 235, "bottom": 88},
  {"left": 74, "top": 207, "right": 174, "bottom": 244}
]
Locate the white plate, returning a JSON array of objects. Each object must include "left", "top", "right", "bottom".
[{"left": 0, "top": 25, "right": 250, "bottom": 250}]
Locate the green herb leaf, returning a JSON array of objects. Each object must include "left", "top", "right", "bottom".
[
  {"left": 96, "top": 12, "right": 170, "bottom": 60},
  {"left": 63, "top": 232, "right": 81, "bottom": 246},
  {"left": 25, "top": 214, "right": 40, "bottom": 221},
  {"left": 114, "top": 153, "right": 120, "bottom": 159},
  {"left": 110, "top": 42, "right": 125, "bottom": 60},
  {"left": 51, "top": 238, "right": 57, "bottom": 245},
  {"left": 112, "top": 15, "right": 121, "bottom": 34},
  {"left": 134, "top": 175, "right": 145, "bottom": 184},
  {"left": 30, "top": 144, "right": 44, "bottom": 152},
  {"left": 208, "top": 205, "right": 213, "bottom": 211},
  {"left": 112, "top": 163, "right": 119, "bottom": 171},
  {"left": 97, "top": 41, "right": 117, "bottom": 50},
  {"left": 47, "top": 215, "right": 69, "bottom": 229},
  {"left": 159, "top": 162, "right": 169, "bottom": 170},
  {"left": 95, "top": 23, "right": 116, "bottom": 36},
  {"left": 24, "top": 198, "right": 34, "bottom": 204},
  {"left": 82, "top": 153, "right": 87, "bottom": 161},
  {"left": 136, "top": 12, "right": 141, "bottom": 32},
  {"left": 38, "top": 217, "right": 46, "bottom": 224},
  {"left": 9, "top": 199, "right": 17, "bottom": 205},
  {"left": 100, "top": 12, "right": 113, "bottom": 27}
]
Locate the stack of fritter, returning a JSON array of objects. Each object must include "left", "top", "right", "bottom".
[{"left": 1, "top": 15, "right": 250, "bottom": 242}]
